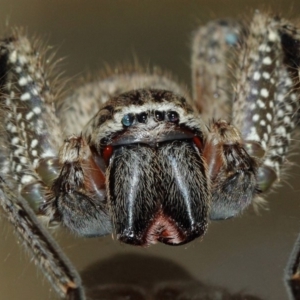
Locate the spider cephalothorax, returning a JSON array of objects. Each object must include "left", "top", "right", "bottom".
[{"left": 0, "top": 10, "right": 300, "bottom": 300}]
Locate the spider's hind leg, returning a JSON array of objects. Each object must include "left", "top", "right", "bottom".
[{"left": 191, "top": 18, "right": 244, "bottom": 122}]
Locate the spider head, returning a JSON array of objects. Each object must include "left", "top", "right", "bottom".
[{"left": 85, "top": 89, "right": 210, "bottom": 246}]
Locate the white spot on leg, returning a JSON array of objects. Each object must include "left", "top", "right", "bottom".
[
  {"left": 265, "top": 46, "right": 271, "bottom": 52},
  {"left": 275, "top": 126, "right": 286, "bottom": 135},
  {"left": 21, "top": 175, "right": 35, "bottom": 184},
  {"left": 251, "top": 89, "right": 258, "bottom": 95},
  {"left": 20, "top": 156, "right": 28, "bottom": 164},
  {"left": 18, "top": 55, "right": 28, "bottom": 65},
  {"left": 277, "top": 109, "right": 284, "bottom": 118},
  {"left": 32, "top": 88, "right": 39, "bottom": 96},
  {"left": 267, "top": 124, "right": 272, "bottom": 133},
  {"left": 33, "top": 107, "right": 41, "bottom": 114},
  {"left": 252, "top": 114, "right": 260, "bottom": 122},
  {"left": 257, "top": 99, "right": 266, "bottom": 109},
  {"left": 26, "top": 111, "right": 34, "bottom": 120},
  {"left": 31, "top": 150, "right": 38, "bottom": 157},
  {"left": 262, "top": 72, "right": 270, "bottom": 79},
  {"left": 21, "top": 92, "right": 31, "bottom": 101},
  {"left": 246, "top": 127, "right": 260, "bottom": 142},
  {"left": 14, "top": 147, "right": 24, "bottom": 156},
  {"left": 30, "top": 139, "right": 38, "bottom": 148},
  {"left": 261, "top": 140, "right": 267, "bottom": 149},
  {"left": 262, "top": 57, "right": 272, "bottom": 65},
  {"left": 253, "top": 71, "right": 261, "bottom": 81},
  {"left": 284, "top": 116, "right": 291, "bottom": 124},
  {"left": 9, "top": 50, "right": 17, "bottom": 63},
  {"left": 277, "top": 94, "right": 284, "bottom": 102},
  {"left": 260, "top": 88, "right": 269, "bottom": 98},
  {"left": 17, "top": 113, "right": 22, "bottom": 121},
  {"left": 12, "top": 137, "right": 19, "bottom": 145},
  {"left": 33, "top": 159, "right": 40, "bottom": 168},
  {"left": 268, "top": 30, "right": 278, "bottom": 42},
  {"left": 260, "top": 120, "right": 266, "bottom": 126},
  {"left": 18, "top": 77, "right": 28, "bottom": 86},
  {"left": 286, "top": 105, "right": 293, "bottom": 112},
  {"left": 266, "top": 113, "right": 272, "bottom": 121},
  {"left": 16, "top": 164, "right": 22, "bottom": 172},
  {"left": 258, "top": 44, "right": 267, "bottom": 52},
  {"left": 290, "top": 94, "right": 297, "bottom": 101}
]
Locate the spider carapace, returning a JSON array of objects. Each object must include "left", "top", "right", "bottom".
[{"left": 0, "top": 10, "right": 299, "bottom": 300}]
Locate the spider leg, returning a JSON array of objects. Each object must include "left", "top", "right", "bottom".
[
  {"left": 0, "top": 178, "right": 84, "bottom": 299},
  {"left": 194, "top": 12, "right": 300, "bottom": 220},
  {"left": 191, "top": 18, "right": 244, "bottom": 122},
  {"left": 232, "top": 12, "right": 300, "bottom": 193},
  {"left": 0, "top": 29, "right": 85, "bottom": 299},
  {"left": 285, "top": 232, "right": 300, "bottom": 300},
  {"left": 192, "top": 18, "right": 258, "bottom": 219},
  {"left": 43, "top": 134, "right": 112, "bottom": 237}
]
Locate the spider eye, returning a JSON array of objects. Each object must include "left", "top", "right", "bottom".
[
  {"left": 137, "top": 112, "right": 148, "bottom": 123},
  {"left": 122, "top": 114, "right": 135, "bottom": 127},
  {"left": 154, "top": 110, "right": 165, "bottom": 121},
  {"left": 167, "top": 111, "right": 179, "bottom": 123}
]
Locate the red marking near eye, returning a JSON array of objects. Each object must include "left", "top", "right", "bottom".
[
  {"left": 102, "top": 145, "right": 113, "bottom": 164},
  {"left": 193, "top": 136, "right": 203, "bottom": 150}
]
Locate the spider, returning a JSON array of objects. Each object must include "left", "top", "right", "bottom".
[{"left": 0, "top": 10, "right": 299, "bottom": 300}]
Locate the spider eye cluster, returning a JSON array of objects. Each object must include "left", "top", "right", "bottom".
[{"left": 121, "top": 110, "right": 180, "bottom": 127}]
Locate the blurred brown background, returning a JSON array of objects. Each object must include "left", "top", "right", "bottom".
[{"left": 0, "top": 1, "right": 300, "bottom": 299}]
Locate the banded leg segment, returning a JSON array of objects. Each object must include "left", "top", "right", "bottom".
[
  {"left": 0, "top": 30, "right": 61, "bottom": 186},
  {"left": 261, "top": 21, "right": 300, "bottom": 189},
  {"left": 0, "top": 31, "right": 63, "bottom": 219},
  {"left": 232, "top": 12, "right": 300, "bottom": 193},
  {"left": 0, "top": 30, "right": 86, "bottom": 299},
  {"left": 0, "top": 178, "right": 85, "bottom": 299}
]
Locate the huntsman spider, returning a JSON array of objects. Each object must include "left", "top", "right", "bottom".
[{"left": 0, "top": 10, "right": 299, "bottom": 300}]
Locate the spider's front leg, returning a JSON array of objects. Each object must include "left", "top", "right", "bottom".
[
  {"left": 232, "top": 13, "right": 300, "bottom": 194},
  {"left": 192, "top": 12, "right": 300, "bottom": 220},
  {"left": 0, "top": 30, "right": 90, "bottom": 300}
]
